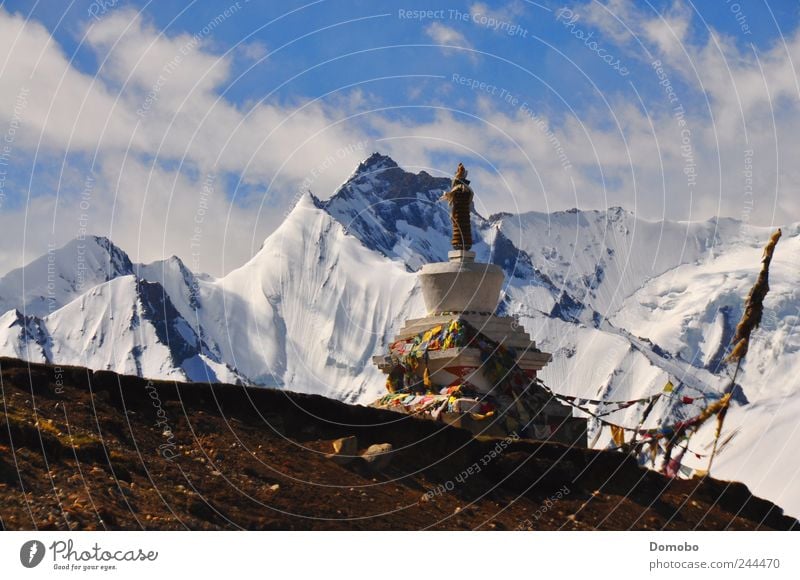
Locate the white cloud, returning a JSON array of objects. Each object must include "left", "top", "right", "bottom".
[
  {"left": 0, "top": 7, "right": 374, "bottom": 275},
  {"left": 582, "top": 0, "right": 691, "bottom": 60},
  {"left": 425, "top": 22, "right": 469, "bottom": 46},
  {"left": 0, "top": 9, "right": 141, "bottom": 153},
  {"left": 642, "top": 2, "right": 692, "bottom": 57},
  {"left": 237, "top": 40, "right": 268, "bottom": 62},
  {"left": 469, "top": 1, "right": 525, "bottom": 25},
  {"left": 425, "top": 22, "right": 477, "bottom": 62}
]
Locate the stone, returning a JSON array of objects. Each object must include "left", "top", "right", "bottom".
[
  {"left": 326, "top": 436, "right": 358, "bottom": 465},
  {"left": 361, "top": 443, "right": 393, "bottom": 470}
]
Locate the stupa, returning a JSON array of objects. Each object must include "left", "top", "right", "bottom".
[{"left": 372, "top": 164, "right": 587, "bottom": 445}]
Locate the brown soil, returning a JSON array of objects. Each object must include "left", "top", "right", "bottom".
[{"left": 0, "top": 357, "right": 796, "bottom": 531}]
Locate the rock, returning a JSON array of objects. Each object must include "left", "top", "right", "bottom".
[
  {"left": 326, "top": 436, "right": 358, "bottom": 465},
  {"left": 332, "top": 436, "right": 357, "bottom": 454},
  {"left": 361, "top": 443, "right": 393, "bottom": 471}
]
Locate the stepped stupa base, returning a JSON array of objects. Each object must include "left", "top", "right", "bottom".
[
  {"left": 371, "top": 310, "right": 586, "bottom": 443},
  {"left": 374, "top": 312, "right": 551, "bottom": 392}
]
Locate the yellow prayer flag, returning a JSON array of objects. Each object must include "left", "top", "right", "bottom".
[{"left": 610, "top": 425, "right": 625, "bottom": 447}]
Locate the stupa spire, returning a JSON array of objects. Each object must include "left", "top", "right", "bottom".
[{"left": 439, "top": 163, "right": 474, "bottom": 251}]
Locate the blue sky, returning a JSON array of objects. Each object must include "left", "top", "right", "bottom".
[{"left": 1, "top": 0, "right": 799, "bottom": 275}]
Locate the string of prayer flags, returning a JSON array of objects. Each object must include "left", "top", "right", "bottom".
[
  {"left": 559, "top": 392, "right": 659, "bottom": 407},
  {"left": 386, "top": 319, "right": 474, "bottom": 393},
  {"left": 630, "top": 393, "right": 659, "bottom": 448},
  {"left": 726, "top": 228, "right": 781, "bottom": 364},
  {"left": 707, "top": 390, "right": 733, "bottom": 471},
  {"left": 706, "top": 230, "right": 781, "bottom": 471}
]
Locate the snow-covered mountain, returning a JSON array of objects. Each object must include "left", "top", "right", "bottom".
[
  {"left": 0, "top": 236, "right": 135, "bottom": 317},
  {"left": 1, "top": 152, "right": 798, "bottom": 516}
]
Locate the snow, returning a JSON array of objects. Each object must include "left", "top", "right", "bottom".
[
  {"left": 682, "top": 395, "right": 800, "bottom": 520},
  {"left": 216, "top": 192, "right": 420, "bottom": 401},
  {"left": 43, "top": 275, "right": 185, "bottom": 379},
  {"left": 611, "top": 233, "right": 800, "bottom": 402},
  {"left": 0, "top": 309, "right": 49, "bottom": 363},
  {"left": 0, "top": 236, "right": 134, "bottom": 317},
  {"left": 493, "top": 210, "right": 748, "bottom": 317}
]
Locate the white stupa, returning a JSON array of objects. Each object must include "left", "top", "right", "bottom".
[{"left": 371, "top": 165, "right": 586, "bottom": 444}]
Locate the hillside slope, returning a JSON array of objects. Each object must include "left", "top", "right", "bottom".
[{"left": 0, "top": 357, "right": 795, "bottom": 531}]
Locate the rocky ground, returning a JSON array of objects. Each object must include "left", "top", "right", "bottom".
[{"left": 0, "top": 357, "right": 796, "bottom": 531}]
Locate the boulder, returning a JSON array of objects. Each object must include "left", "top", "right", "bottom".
[
  {"left": 361, "top": 443, "right": 393, "bottom": 471},
  {"left": 326, "top": 436, "right": 358, "bottom": 465}
]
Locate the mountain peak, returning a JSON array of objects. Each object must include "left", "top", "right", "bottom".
[
  {"left": 606, "top": 206, "right": 631, "bottom": 220},
  {"left": 354, "top": 152, "right": 398, "bottom": 175},
  {"left": 0, "top": 234, "right": 135, "bottom": 317},
  {"left": 331, "top": 154, "right": 448, "bottom": 206},
  {"left": 294, "top": 190, "right": 322, "bottom": 209}
]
